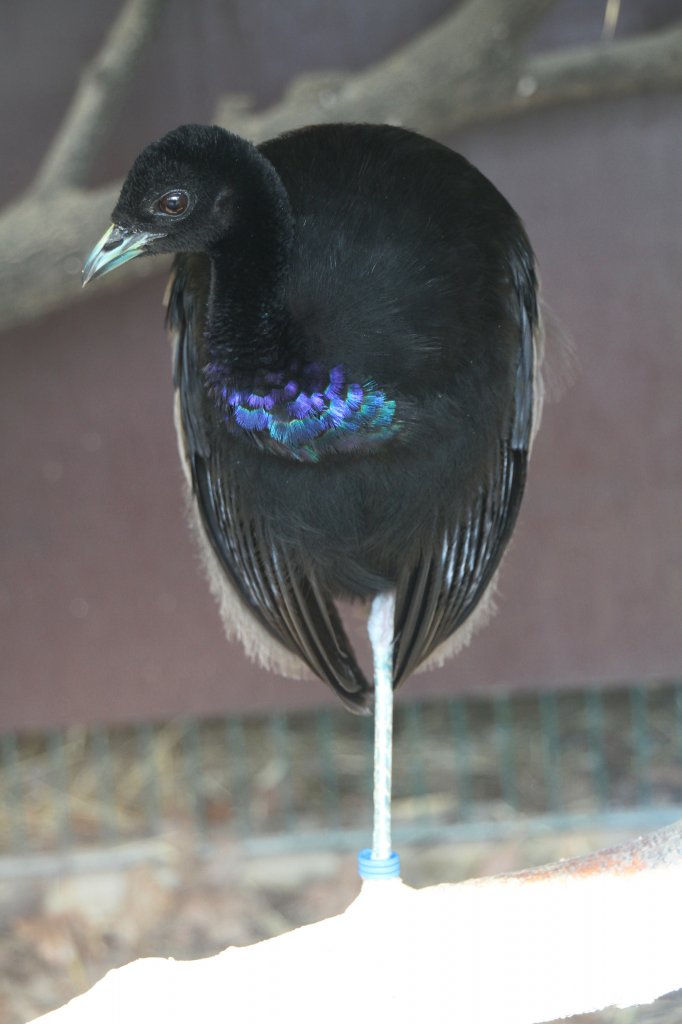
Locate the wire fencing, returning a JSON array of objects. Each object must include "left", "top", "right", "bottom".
[{"left": 2, "top": 682, "right": 682, "bottom": 861}]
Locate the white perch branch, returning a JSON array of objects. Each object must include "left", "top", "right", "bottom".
[{"left": 28, "top": 821, "right": 682, "bottom": 1024}]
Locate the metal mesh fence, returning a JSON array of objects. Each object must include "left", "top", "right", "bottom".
[{"left": 2, "top": 681, "right": 682, "bottom": 862}]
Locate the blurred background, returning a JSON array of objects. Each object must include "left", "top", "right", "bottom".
[{"left": 0, "top": 2, "right": 681, "bottom": 1020}]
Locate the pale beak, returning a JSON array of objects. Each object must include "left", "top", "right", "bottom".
[{"left": 82, "top": 224, "right": 164, "bottom": 286}]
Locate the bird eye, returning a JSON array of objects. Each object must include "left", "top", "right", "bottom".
[{"left": 156, "top": 190, "right": 189, "bottom": 216}]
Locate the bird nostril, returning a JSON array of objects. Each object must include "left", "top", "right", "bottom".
[{"left": 102, "top": 234, "right": 125, "bottom": 252}]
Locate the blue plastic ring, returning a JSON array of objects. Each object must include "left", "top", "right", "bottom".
[{"left": 357, "top": 848, "right": 401, "bottom": 880}]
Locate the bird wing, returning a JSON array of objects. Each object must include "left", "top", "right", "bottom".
[
  {"left": 392, "top": 252, "right": 537, "bottom": 686},
  {"left": 167, "top": 257, "right": 372, "bottom": 713}
]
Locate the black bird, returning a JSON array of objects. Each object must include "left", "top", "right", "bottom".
[{"left": 84, "top": 123, "right": 540, "bottom": 877}]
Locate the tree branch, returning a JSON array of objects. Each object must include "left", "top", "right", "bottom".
[
  {"left": 216, "top": 0, "right": 557, "bottom": 141},
  {"left": 215, "top": 14, "right": 682, "bottom": 141},
  {"left": 0, "top": 186, "right": 167, "bottom": 331},
  {"left": 33, "top": 0, "right": 168, "bottom": 194},
  {"left": 27, "top": 821, "right": 682, "bottom": 1024},
  {"left": 2, "top": 2, "right": 681, "bottom": 334},
  {"left": 453, "top": 17, "right": 682, "bottom": 127}
]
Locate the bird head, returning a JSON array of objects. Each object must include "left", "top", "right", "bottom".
[{"left": 82, "top": 124, "right": 268, "bottom": 286}]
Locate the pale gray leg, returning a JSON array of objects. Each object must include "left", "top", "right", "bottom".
[{"left": 368, "top": 590, "right": 396, "bottom": 862}]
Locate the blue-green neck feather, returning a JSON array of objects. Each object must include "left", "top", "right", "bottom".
[{"left": 205, "top": 361, "right": 399, "bottom": 462}]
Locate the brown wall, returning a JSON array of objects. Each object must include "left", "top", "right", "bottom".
[{"left": 1, "top": 2, "right": 681, "bottom": 729}]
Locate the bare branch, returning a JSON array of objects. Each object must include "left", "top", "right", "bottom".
[
  {"left": 216, "top": 14, "right": 682, "bottom": 142},
  {"left": 216, "top": 0, "right": 557, "bottom": 141},
  {"left": 526, "top": 18, "right": 682, "bottom": 106},
  {"left": 33, "top": 0, "right": 168, "bottom": 194},
  {"left": 0, "top": 187, "right": 167, "bottom": 331},
  {"left": 452, "top": 17, "right": 682, "bottom": 128},
  {"left": 2, "top": 2, "right": 681, "bottom": 333}
]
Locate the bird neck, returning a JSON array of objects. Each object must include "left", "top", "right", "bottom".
[{"left": 204, "top": 149, "right": 295, "bottom": 384}]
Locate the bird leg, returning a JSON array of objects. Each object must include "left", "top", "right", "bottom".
[
  {"left": 358, "top": 591, "right": 401, "bottom": 879},
  {"left": 369, "top": 590, "right": 395, "bottom": 859}
]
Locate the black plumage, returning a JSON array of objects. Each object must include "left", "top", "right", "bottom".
[{"left": 83, "top": 122, "right": 539, "bottom": 717}]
